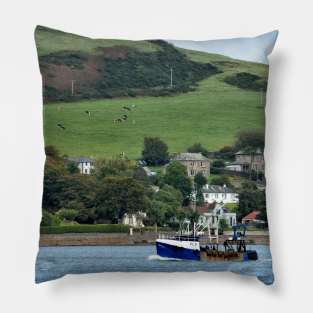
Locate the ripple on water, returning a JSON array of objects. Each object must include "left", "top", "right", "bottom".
[{"left": 35, "top": 245, "right": 274, "bottom": 284}]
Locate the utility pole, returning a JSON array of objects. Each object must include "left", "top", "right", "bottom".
[
  {"left": 170, "top": 67, "right": 173, "bottom": 88},
  {"left": 71, "top": 80, "right": 75, "bottom": 96}
]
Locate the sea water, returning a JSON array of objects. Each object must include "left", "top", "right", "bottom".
[{"left": 35, "top": 245, "right": 274, "bottom": 284}]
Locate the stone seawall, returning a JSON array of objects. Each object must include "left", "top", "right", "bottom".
[{"left": 39, "top": 231, "right": 270, "bottom": 246}]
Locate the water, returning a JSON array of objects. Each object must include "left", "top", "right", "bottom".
[{"left": 35, "top": 245, "right": 274, "bottom": 285}]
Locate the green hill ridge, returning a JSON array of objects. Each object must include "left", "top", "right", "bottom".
[{"left": 37, "top": 26, "right": 268, "bottom": 159}]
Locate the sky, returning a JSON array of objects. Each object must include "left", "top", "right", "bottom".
[{"left": 167, "top": 31, "right": 278, "bottom": 64}]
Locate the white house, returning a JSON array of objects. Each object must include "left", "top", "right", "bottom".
[
  {"left": 121, "top": 212, "right": 146, "bottom": 228},
  {"left": 65, "top": 157, "right": 94, "bottom": 175},
  {"left": 198, "top": 203, "right": 237, "bottom": 228},
  {"left": 202, "top": 184, "right": 239, "bottom": 204}
]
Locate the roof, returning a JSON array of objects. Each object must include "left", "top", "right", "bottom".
[
  {"left": 65, "top": 156, "right": 93, "bottom": 163},
  {"left": 202, "top": 184, "right": 236, "bottom": 194},
  {"left": 171, "top": 152, "right": 208, "bottom": 161},
  {"left": 196, "top": 202, "right": 215, "bottom": 215},
  {"left": 242, "top": 211, "right": 261, "bottom": 221}
]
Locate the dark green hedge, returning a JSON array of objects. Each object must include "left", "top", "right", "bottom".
[
  {"left": 224, "top": 72, "right": 267, "bottom": 91},
  {"left": 40, "top": 224, "right": 130, "bottom": 234}
]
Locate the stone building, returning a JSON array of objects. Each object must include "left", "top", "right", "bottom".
[
  {"left": 232, "top": 148, "right": 265, "bottom": 172},
  {"left": 171, "top": 152, "right": 210, "bottom": 177}
]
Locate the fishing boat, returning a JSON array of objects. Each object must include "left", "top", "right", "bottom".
[{"left": 156, "top": 220, "right": 258, "bottom": 262}]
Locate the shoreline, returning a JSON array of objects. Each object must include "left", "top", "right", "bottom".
[{"left": 39, "top": 231, "right": 270, "bottom": 247}]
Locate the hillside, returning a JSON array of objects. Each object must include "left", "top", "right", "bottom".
[
  {"left": 36, "top": 26, "right": 219, "bottom": 101},
  {"left": 38, "top": 26, "right": 268, "bottom": 159}
]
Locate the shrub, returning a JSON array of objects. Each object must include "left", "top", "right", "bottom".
[
  {"left": 234, "top": 130, "right": 265, "bottom": 151},
  {"left": 41, "top": 210, "right": 61, "bottom": 227},
  {"left": 40, "top": 224, "right": 130, "bottom": 234},
  {"left": 212, "top": 159, "right": 225, "bottom": 168},
  {"left": 57, "top": 208, "right": 78, "bottom": 221},
  {"left": 224, "top": 72, "right": 267, "bottom": 91},
  {"left": 187, "top": 143, "right": 208, "bottom": 157},
  {"left": 210, "top": 175, "right": 232, "bottom": 187}
]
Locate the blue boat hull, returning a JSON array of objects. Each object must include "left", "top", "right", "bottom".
[{"left": 156, "top": 241, "right": 200, "bottom": 261}]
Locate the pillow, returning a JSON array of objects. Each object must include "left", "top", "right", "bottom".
[{"left": 35, "top": 25, "right": 278, "bottom": 285}]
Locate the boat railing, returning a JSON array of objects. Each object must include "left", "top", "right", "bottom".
[{"left": 158, "top": 232, "right": 199, "bottom": 242}]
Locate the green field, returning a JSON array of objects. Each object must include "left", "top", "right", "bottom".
[
  {"left": 40, "top": 26, "right": 267, "bottom": 160},
  {"left": 44, "top": 68, "right": 265, "bottom": 159}
]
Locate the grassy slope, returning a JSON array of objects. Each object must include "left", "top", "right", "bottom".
[
  {"left": 40, "top": 27, "right": 267, "bottom": 159},
  {"left": 35, "top": 26, "right": 158, "bottom": 56}
]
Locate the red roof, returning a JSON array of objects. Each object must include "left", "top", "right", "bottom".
[
  {"left": 242, "top": 210, "right": 260, "bottom": 221},
  {"left": 196, "top": 202, "right": 215, "bottom": 215}
]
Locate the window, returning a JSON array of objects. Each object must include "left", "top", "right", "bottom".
[
  {"left": 84, "top": 169, "right": 88, "bottom": 174},
  {"left": 190, "top": 170, "right": 195, "bottom": 176}
]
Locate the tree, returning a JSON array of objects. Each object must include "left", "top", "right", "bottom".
[
  {"left": 142, "top": 137, "right": 169, "bottom": 165},
  {"left": 57, "top": 208, "right": 78, "bottom": 221},
  {"left": 94, "top": 158, "right": 135, "bottom": 180},
  {"left": 185, "top": 209, "right": 199, "bottom": 225},
  {"left": 133, "top": 166, "right": 149, "bottom": 184},
  {"left": 45, "top": 145, "right": 61, "bottom": 159},
  {"left": 41, "top": 210, "right": 61, "bottom": 226},
  {"left": 164, "top": 161, "right": 192, "bottom": 201},
  {"left": 235, "top": 130, "right": 265, "bottom": 151},
  {"left": 218, "top": 218, "right": 228, "bottom": 233},
  {"left": 194, "top": 172, "right": 207, "bottom": 187},
  {"left": 237, "top": 182, "right": 266, "bottom": 221},
  {"left": 66, "top": 161, "right": 79, "bottom": 174},
  {"left": 75, "top": 208, "right": 96, "bottom": 224},
  {"left": 42, "top": 160, "right": 67, "bottom": 211},
  {"left": 194, "top": 172, "right": 207, "bottom": 207},
  {"left": 187, "top": 143, "right": 208, "bottom": 157},
  {"left": 212, "top": 159, "right": 225, "bottom": 168},
  {"left": 210, "top": 175, "right": 232, "bottom": 187},
  {"left": 95, "top": 177, "right": 150, "bottom": 222},
  {"left": 146, "top": 200, "right": 168, "bottom": 226},
  {"left": 154, "top": 185, "right": 183, "bottom": 210}
]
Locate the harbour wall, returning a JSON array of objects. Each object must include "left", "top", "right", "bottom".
[{"left": 39, "top": 231, "right": 270, "bottom": 247}]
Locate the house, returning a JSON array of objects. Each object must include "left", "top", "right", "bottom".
[
  {"left": 121, "top": 212, "right": 146, "bottom": 228},
  {"left": 202, "top": 184, "right": 239, "bottom": 204},
  {"left": 170, "top": 152, "right": 210, "bottom": 177},
  {"left": 65, "top": 157, "right": 94, "bottom": 175},
  {"left": 242, "top": 210, "right": 264, "bottom": 224},
  {"left": 232, "top": 148, "right": 265, "bottom": 173},
  {"left": 197, "top": 202, "right": 237, "bottom": 228}
]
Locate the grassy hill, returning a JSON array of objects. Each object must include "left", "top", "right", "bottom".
[
  {"left": 38, "top": 26, "right": 268, "bottom": 159},
  {"left": 36, "top": 26, "right": 219, "bottom": 101},
  {"left": 35, "top": 25, "right": 159, "bottom": 56}
]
